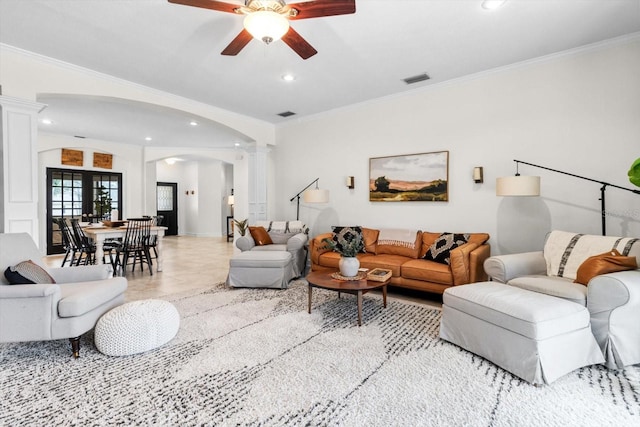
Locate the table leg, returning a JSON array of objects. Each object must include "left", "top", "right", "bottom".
[
  {"left": 357, "top": 290, "right": 363, "bottom": 326},
  {"left": 382, "top": 284, "right": 387, "bottom": 308},
  {"left": 156, "top": 230, "right": 165, "bottom": 272},
  {"left": 308, "top": 285, "right": 312, "bottom": 314},
  {"left": 94, "top": 235, "right": 105, "bottom": 266}
]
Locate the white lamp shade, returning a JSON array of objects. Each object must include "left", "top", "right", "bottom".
[
  {"left": 228, "top": 195, "right": 235, "bottom": 205},
  {"left": 303, "top": 188, "right": 329, "bottom": 203},
  {"left": 496, "top": 176, "right": 540, "bottom": 196},
  {"left": 244, "top": 11, "right": 289, "bottom": 43}
]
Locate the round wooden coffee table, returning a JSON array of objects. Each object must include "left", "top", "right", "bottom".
[{"left": 306, "top": 270, "right": 389, "bottom": 326}]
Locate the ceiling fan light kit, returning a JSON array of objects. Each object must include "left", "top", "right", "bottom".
[
  {"left": 169, "top": 0, "right": 356, "bottom": 59},
  {"left": 243, "top": 10, "right": 290, "bottom": 44}
]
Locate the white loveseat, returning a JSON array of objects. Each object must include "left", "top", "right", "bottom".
[{"left": 484, "top": 230, "right": 640, "bottom": 369}]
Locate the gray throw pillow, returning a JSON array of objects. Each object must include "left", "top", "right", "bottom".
[{"left": 4, "top": 260, "right": 56, "bottom": 285}]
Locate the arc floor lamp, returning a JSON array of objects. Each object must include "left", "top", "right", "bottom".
[
  {"left": 497, "top": 160, "right": 640, "bottom": 236},
  {"left": 289, "top": 178, "right": 330, "bottom": 220}
]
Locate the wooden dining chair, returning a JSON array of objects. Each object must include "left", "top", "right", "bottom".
[
  {"left": 70, "top": 218, "right": 97, "bottom": 265},
  {"left": 115, "top": 218, "right": 153, "bottom": 275},
  {"left": 54, "top": 218, "right": 78, "bottom": 267}
]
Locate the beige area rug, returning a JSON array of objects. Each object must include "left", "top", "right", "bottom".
[{"left": 1, "top": 280, "right": 639, "bottom": 426}]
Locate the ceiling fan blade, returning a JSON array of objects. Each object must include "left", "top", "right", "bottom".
[
  {"left": 221, "top": 29, "right": 253, "bottom": 56},
  {"left": 281, "top": 28, "right": 318, "bottom": 60},
  {"left": 168, "top": 0, "right": 239, "bottom": 14},
  {"left": 288, "top": 0, "right": 356, "bottom": 20}
]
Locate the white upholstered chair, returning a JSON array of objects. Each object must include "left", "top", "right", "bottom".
[{"left": 0, "top": 233, "right": 127, "bottom": 357}]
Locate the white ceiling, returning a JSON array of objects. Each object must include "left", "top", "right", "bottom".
[{"left": 1, "top": 0, "right": 639, "bottom": 148}]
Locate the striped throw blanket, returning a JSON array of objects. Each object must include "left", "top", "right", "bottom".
[{"left": 544, "top": 230, "right": 639, "bottom": 280}]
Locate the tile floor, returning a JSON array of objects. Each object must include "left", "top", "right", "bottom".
[{"left": 44, "top": 235, "right": 442, "bottom": 307}]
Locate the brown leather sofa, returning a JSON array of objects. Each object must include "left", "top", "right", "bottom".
[{"left": 310, "top": 229, "right": 490, "bottom": 294}]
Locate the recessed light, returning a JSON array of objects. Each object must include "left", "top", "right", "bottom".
[
  {"left": 145, "top": 137, "right": 152, "bottom": 141},
  {"left": 42, "top": 118, "right": 53, "bottom": 125},
  {"left": 234, "top": 142, "right": 240, "bottom": 147},
  {"left": 189, "top": 121, "right": 198, "bottom": 126},
  {"left": 482, "top": 0, "right": 506, "bottom": 10},
  {"left": 282, "top": 74, "right": 296, "bottom": 82}
]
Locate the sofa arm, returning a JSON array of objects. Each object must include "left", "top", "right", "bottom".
[
  {"left": 48, "top": 265, "right": 112, "bottom": 283},
  {"left": 310, "top": 233, "right": 333, "bottom": 265},
  {"left": 287, "top": 232, "right": 308, "bottom": 251},
  {"left": 0, "top": 283, "right": 60, "bottom": 298},
  {"left": 236, "top": 234, "right": 256, "bottom": 252},
  {"left": 588, "top": 270, "right": 640, "bottom": 368},
  {"left": 483, "top": 251, "right": 546, "bottom": 283},
  {"left": 449, "top": 242, "right": 478, "bottom": 285}
]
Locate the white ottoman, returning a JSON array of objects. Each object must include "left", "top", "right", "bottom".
[
  {"left": 95, "top": 299, "right": 180, "bottom": 356},
  {"left": 440, "top": 282, "right": 604, "bottom": 385},
  {"left": 226, "top": 251, "right": 294, "bottom": 289}
]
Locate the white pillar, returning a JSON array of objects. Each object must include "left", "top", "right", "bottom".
[
  {"left": 247, "top": 145, "right": 268, "bottom": 224},
  {"left": 0, "top": 96, "right": 46, "bottom": 243}
]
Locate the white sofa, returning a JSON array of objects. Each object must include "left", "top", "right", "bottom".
[
  {"left": 0, "top": 233, "right": 127, "bottom": 357},
  {"left": 484, "top": 230, "right": 640, "bottom": 369},
  {"left": 235, "top": 220, "right": 308, "bottom": 278}
]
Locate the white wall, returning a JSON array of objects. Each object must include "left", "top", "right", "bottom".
[{"left": 273, "top": 36, "right": 640, "bottom": 255}]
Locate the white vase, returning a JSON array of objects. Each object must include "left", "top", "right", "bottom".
[{"left": 339, "top": 256, "right": 360, "bottom": 277}]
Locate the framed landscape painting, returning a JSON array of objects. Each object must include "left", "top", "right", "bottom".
[{"left": 369, "top": 151, "right": 449, "bottom": 202}]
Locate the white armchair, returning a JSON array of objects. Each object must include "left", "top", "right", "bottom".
[
  {"left": 484, "top": 230, "right": 640, "bottom": 369},
  {"left": 235, "top": 220, "right": 308, "bottom": 277},
  {"left": 0, "top": 233, "right": 127, "bottom": 357}
]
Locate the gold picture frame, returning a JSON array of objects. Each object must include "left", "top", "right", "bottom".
[{"left": 369, "top": 151, "right": 449, "bottom": 202}]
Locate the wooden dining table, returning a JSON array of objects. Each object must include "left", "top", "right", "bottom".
[{"left": 83, "top": 225, "right": 168, "bottom": 272}]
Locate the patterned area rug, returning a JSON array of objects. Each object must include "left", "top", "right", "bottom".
[{"left": 1, "top": 280, "right": 639, "bottom": 426}]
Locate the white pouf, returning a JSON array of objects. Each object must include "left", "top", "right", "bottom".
[{"left": 95, "top": 299, "right": 180, "bottom": 356}]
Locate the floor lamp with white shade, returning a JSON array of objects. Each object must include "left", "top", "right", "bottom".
[
  {"left": 289, "top": 178, "right": 330, "bottom": 220},
  {"left": 496, "top": 159, "right": 640, "bottom": 236}
]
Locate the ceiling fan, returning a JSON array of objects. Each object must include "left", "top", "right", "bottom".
[{"left": 168, "top": 0, "right": 356, "bottom": 59}]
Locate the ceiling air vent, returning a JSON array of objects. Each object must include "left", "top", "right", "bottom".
[
  {"left": 403, "top": 73, "right": 430, "bottom": 85},
  {"left": 277, "top": 111, "right": 296, "bottom": 118},
  {"left": 74, "top": 135, "right": 86, "bottom": 139}
]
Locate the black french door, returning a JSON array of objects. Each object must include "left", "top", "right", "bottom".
[{"left": 46, "top": 168, "right": 123, "bottom": 254}]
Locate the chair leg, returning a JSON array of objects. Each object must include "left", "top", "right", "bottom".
[{"left": 69, "top": 336, "right": 81, "bottom": 358}]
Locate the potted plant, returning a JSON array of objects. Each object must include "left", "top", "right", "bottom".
[
  {"left": 323, "top": 228, "right": 364, "bottom": 277},
  {"left": 233, "top": 218, "right": 248, "bottom": 236}
]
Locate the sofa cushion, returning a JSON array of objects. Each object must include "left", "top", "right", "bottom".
[
  {"left": 574, "top": 250, "right": 637, "bottom": 285},
  {"left": 376, "top": 229, "right": 422, "bottom": 258},
  {"left": 4, "top": 260, "right": 56, "bottom": 285},
  {"left": 58, "top": 280, "right": 128, "bottom": 318},
  {"left": 507, "top": 275, "right": 588, "bottom": 306},
  {"left": 362, "top": 228, "right": 379, "bottom": 254},
  {"left": 401, "top": 259, "right": 453, "bottom": 285},
  {"left": 249, "top": 226, "right": 273, "bottom": 246},
  {"left": 358, "top": 254, "right": 409, "bottom": 277},
  {"left": 423, "top": 233, "right": 470, "bottom": 265},
  {"left": 543, "top": 230, "right": 640, "bottom": 281}
]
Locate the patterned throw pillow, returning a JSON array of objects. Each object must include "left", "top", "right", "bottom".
[
  {"left": 4, "top": 260, "right": 56, "bottom": 285},
  {"left": 249, "top": 226, "right": 273, "bottom": 246},
  {"left": 331, "top": 226, "right": 365, "bottom": 254},
  {"left": 423, "top": 233, "right": 470, "bottom": 265}
]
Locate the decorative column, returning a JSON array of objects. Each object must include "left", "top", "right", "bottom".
[
  {"left": 247, "top": 145, "right": 269, "bottom": 224},
  {"left": 0, "top": 96, "right": 46, "bottom": 242}
]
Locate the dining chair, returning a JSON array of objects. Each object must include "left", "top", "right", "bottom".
[
  {"left": 115, "top": 218, "right": 153, "bottom": 275},
  {"left": 70, "top": 218, "right": 97, "bottom": 265},
  {"left": 54, "top": 218, "right": 78, "bottom": 267}
]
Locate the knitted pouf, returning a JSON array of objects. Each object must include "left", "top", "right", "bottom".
[{"left": 95, "top": 299, "right": 180, "bottom": 356}]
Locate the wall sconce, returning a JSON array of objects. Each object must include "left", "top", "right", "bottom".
[
  {"left": 346, "top": 176, "right": 355, "bottom": 189},
  {"left": 473, "top": 167, "right": 484, "bottom": 184}
]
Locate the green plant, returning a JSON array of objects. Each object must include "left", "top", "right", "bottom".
[
  {"left": 93, "top": 185, "right": 112, "bottom": 217},
  {"left": 322, "top": 229, "right": 364, "bottom": 257},
  {"left": 233, "top": 218, "right": 248, "bottom": 236},
  {"left": 629, "top": 158, "right": 640, "bottom": 188}
]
